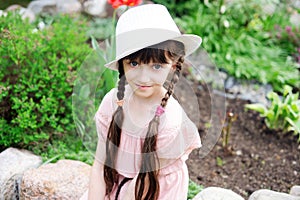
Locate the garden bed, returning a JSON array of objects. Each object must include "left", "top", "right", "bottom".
[{"left": 185, "top": 81, "right": 300, "bottom": 198}]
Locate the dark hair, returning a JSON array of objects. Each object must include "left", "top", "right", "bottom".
[{"left": 104, "top": 40, "right": 185, "bottom": 200}]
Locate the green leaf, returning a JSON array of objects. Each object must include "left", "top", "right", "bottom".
[
  {"left": 216, "top": 156, "right": 224, "bottom": 167},
  {"left": 267, "top": 92, "right": 280, "bottom": 103},
  {"left": 245, "top": 104, "right": 267, "bottom": 114},
  {"left": 266, "top": 110, "right": 275, "bottom": 122},
  {"left": 287, "top": 105, "right": 298, "bottom": 118},
  {"left": 283, "top": 85, "right": 292, "bottom": 97},
  {"left": 286, "top": 117, "right": 300, "bottom": 134}
]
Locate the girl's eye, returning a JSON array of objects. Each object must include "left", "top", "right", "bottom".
[
  {"left": 152, "top": 64, "right": 162, "bottom": 70},
  {"left": 130, "top": 61, "right": 139, "bottom": 68}
]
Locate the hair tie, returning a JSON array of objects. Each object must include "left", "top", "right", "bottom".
[
  {"left": 155, "top": 105, "right": 165, "bottom": 116},
  {"left": 116, "top": 99, "right": 124, "bottom": 107}
]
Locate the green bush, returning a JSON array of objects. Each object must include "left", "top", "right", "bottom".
[
  {"left": 152, "top": 0, "right": 199, "bottom": 17},
  {"left": 157, "top": 0, "right": 300, "bottom": 92},
  {"left": 272, "top": 25, "right": 300, "bottom": 64},
  {"left": 0, "top": 12, "right": 92, "bottom": 150}
]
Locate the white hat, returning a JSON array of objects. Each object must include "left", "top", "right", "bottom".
[{"left": 105, "top": 4, "right": 202, "bottom": 70}]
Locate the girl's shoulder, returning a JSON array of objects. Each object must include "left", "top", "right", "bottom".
[
  {"left": 102, "top": 87, "right": 117, "bottom": 102},
  {"left": 165, "top": 97, "right": 188, "bottom": 123},
  {"left": 159, "top": 96, "right": 194, "bottom": 135}
]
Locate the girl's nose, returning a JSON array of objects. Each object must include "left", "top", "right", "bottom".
[{"left": 137, "top": 65, "right": 151, "bottom": 82}]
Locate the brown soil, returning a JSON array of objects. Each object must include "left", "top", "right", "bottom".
[{"left": 178, "top": 78, "right": 300, "bottom": 198}]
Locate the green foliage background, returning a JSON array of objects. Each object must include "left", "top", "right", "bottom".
[
  {"left": 154, "top": 0, "right": 300, "bottom": 92},
  {"left": 0, "top": 12, "right": 93, "bottom": 163}
]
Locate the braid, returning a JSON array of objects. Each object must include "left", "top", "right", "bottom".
[
  {"left": 135, "top": 55, "right": 185, "bottom": 200},
  {"left": 104, "top": 61, "right": 126, "bottom": 196},
  {"left": 161, "top": 56, "right": 183, "bottom": 108}
]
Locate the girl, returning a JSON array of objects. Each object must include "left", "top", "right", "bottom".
[{"left": 88, "top": 4, "right": 202, "bottom": 200}]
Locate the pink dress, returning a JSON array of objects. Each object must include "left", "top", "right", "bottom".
[{"left": 94, "top": 88, "right": 201, "bottom": 200}]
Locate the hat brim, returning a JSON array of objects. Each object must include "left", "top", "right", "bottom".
[{"left": 105, "top": 34, "right": 202, "bottom": 71}]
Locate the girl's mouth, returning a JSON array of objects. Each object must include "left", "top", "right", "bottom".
[{"left": 136, "top": 84, "right": 152, "bottom": 90}]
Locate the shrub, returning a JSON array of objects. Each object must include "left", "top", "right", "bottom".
[
  {"left": 152, "top": 0, "right": 199, "bottom": 17},
  {"left": 272, "top": 25, "right": 300, "bottom": 64},
  {"left": 0, "top": 12, "right": 92, "bottom": 150},
  {"left": 157, "top": 0, "right": 300, "bottom": 91}
]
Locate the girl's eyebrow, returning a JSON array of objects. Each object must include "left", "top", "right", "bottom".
[
  {"left": 124, "top": 57, "right": 172, "bottom": 64},
  {"left": 124, "top": 59, "right": 138, "bottom": 63}
]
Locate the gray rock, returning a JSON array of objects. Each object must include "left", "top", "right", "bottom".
[
  {"left": 21, "top": 8, "right": 36, "bottom": 22},
  {"left": 2, "top": 173, "right": 22, "bottom": 200},
  {"left": 0, "top": 148, "right": 42, "bottom": 200},
  {"left": 20, "top": 159, "right": 91, "bottom": 199},
  {"left": 187, "top": 49, "right": 273, "bottom": 106},
  {"left": 292, "top": 0, "right": 300, "bottom": 9},
  {"left": 192, "top": 187, "right": 245, "bottom": 200},
  {"left": 187, "top": 50, "right": 227, "bottom": 91},
  {"left": 0, "top": 10, "right": 7, "bottom": 17},
  {"left": 5, "top": 4, "right": 24, "bottom": 11},
  {"left": 27, "top": 0, "right": 57, "bottom": 15},
  {"left": 290, "top": 12, "right": 300, "bottom": 27},
  {"left": 291, "top": 186, "right": 300, "bottom": 196},
  {"left": 5, "top": 4, "right": 36, "bottom": 22},
  {"left": 249, "top": 189, "right": 300, "bottom": 200},
  {"left": 224, "top": 76, "right": 236, "bottom": 89},
  {"left": 235, "top": 83, "right": 272, "bottom": 105},
  {"left": 27, "top": 0, "right": 83, "bottom": 17},
  {"left": 57, "top": 0, "right": 82, "bottom": 14},
  {"left": 83, "top": 0, "right": 108, "bottom": 17}
]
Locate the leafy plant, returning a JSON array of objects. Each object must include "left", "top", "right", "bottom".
[
  {"left": 72, "top": 45, "right": 117, "bottom": 154},
  {"left": 161, "top": 0, "right": 300, "bottom": 91},
  {"left": 216, "top": 156, "right": 224, "bottom": 167},
  {"left": 188, "top": 179, "right": 203, "bottom": 200},
  {"left": 87, "top": 18, "right": 114, "bottom": 40},
  {"left": 72, "top": 2, "right": 126, "bottom": 154},
  {"left": 152, "top": 0, "right": 199, "bottom": 17},
  {"left": 32, "top": 133, "right": 94, "bottom": 165},
  {"left": 0, "top": 12, "right": 91, "bottom": 149},
  {"left": 272, "top": 25, "right": 300, "bottom": 64},
  {"left": 245, "top": 85, "right": 300, "bottom": 141}
]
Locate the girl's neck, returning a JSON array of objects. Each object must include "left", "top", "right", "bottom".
[
  {"left": 122, "top": 85, "right": 166, "bottom": 132},
  {"left": 125, "top": 85, "right": 166, "bottom": 107}
]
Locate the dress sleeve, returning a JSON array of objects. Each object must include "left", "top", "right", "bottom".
[
  {"left": 180, "top": 117, "right": 202, "bottom": 159},
  {"left": 157, "top": 114, "right": 201, "bottom": 160},
  {"left": 156, "top": 104, "right": 201, "bottom": 173}
]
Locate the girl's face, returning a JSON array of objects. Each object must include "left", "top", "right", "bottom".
[{"left": 123, "top": 58, "right": 174, "bottom": 99}]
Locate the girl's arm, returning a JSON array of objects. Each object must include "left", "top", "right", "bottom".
[{"left": 88, "top": 139, "right": 106, "bottom": 200}]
